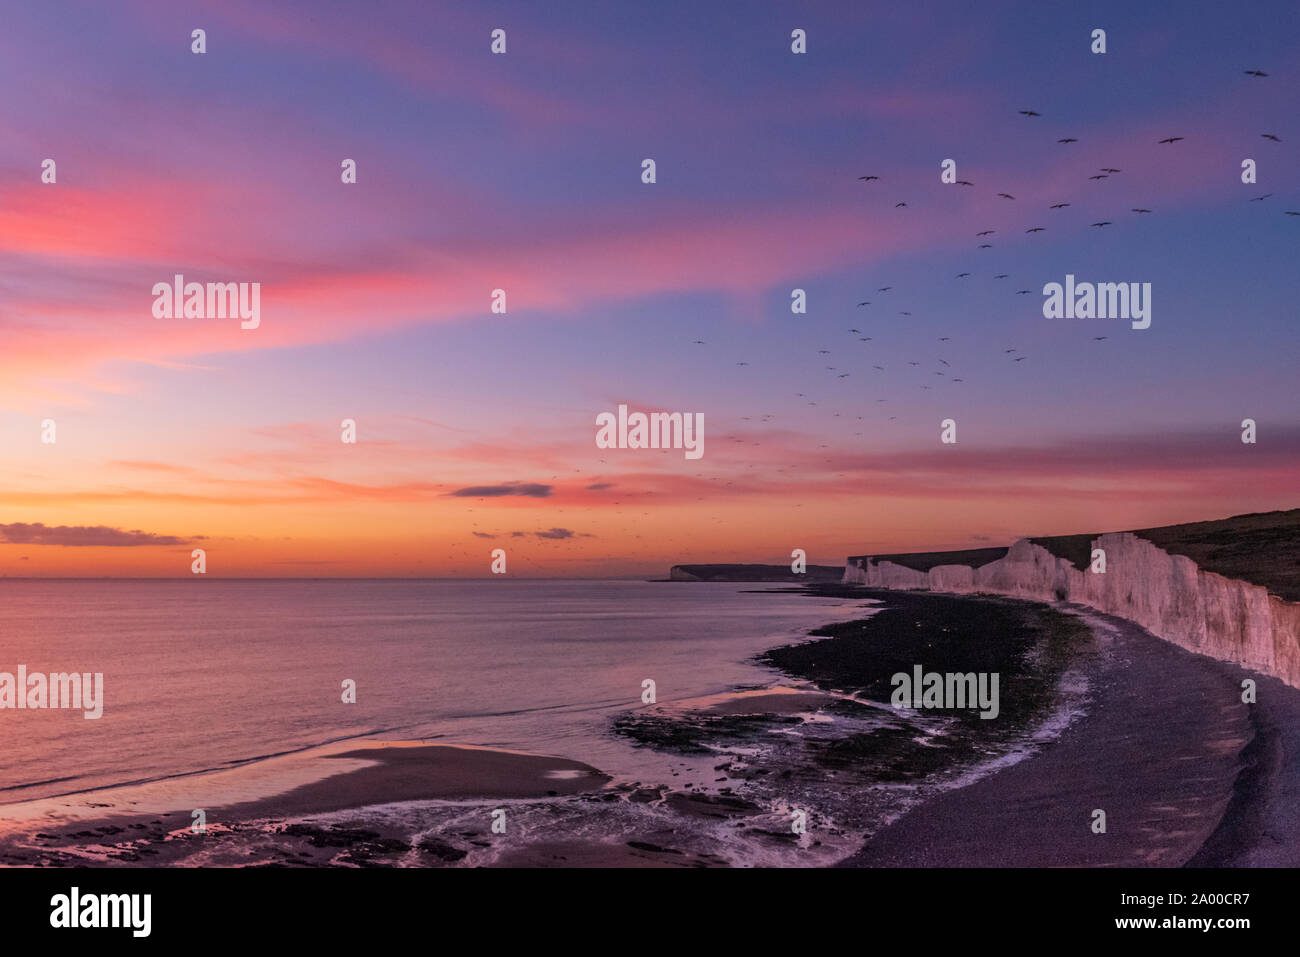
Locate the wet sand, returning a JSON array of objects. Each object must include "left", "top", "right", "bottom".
[
  {"left": 0, "top": 742, "right": 610, "bottom": 866},
  {"left": 840, "top": 608, "right": 1299, "bottom": 867},
  {"left": 218, "top": 743, "right": 609, "bottom": 820}
]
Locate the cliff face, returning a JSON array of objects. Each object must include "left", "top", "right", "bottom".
[{"left": 844, "top": 533, "right": 1300, "bottom": 689}]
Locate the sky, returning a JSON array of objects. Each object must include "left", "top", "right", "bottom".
[{"left": 1, "top": 0, "right": 1297, "bottom": 577}]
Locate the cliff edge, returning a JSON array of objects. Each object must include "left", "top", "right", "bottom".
[{"left": 844, "top": 521, "right": 1300, "bottom": 689}]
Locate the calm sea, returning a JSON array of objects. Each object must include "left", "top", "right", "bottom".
[{"left": 0, "top": 579, "right": 864, "bottom": 803}]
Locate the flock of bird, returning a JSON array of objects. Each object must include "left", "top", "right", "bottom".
[{"left": 691, "top": 68, "right": 1292, "bottom": 435}]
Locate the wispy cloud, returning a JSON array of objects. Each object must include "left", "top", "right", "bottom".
[{"left": 0, "top": 522, "right": 195, "bottom": 547}]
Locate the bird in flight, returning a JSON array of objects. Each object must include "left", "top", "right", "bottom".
[
  {"left": 978, "top": 243, "right": 993, "bottom": 248},
  {"left": 1251, "top": 194, "right": 1273, "bottom": 201},
  {"left": 1285, "top": 211, "right": 1300, "bottom": 216},
  {"left": 1050, "top": 203, "right": 1071, "bottom": 209},
  {"left": 1091, "top": 221, "right": 1112, "bottom": 227},
  {"left": 818, "top": 349, "right": 830, "bottom": 355},
  {"left": 1093, "top": 336, "right": 1108, "bottom": 341},
  {"left": 956, "top": 272, "right": 971, "bottom": 278},
  {"left": 1261, "top": 133, "right": 1281, "bottom": 142},
  {"left": 994, "top": 273, "right": 1009, "bottom": 279},
  {"left": 1089, "top": 174, "right": 1109, "bottom": 180},
  {"left": 693, "top": 339, "right": 705, "bottom": 344},
  {"left": 977, "top": 230, "right": 995, "bottom": 236},
  {"left": 858, "top": 175, "right": 880, "bottom": 181},
  {"left": 1019, "top": 109, "right": 1041, "bottom": 117},
  {"left": 1026, "top": 226, "right": 1046, "bottom": 233},
  {"left": 1016, "top": 289, "right": 1031, "bottom": 294},
  {"left": 998, "top": 193, "right": 1016, "bottom": 199},
  {"left": 895, "top": 202, "right": 908, "bottom": 207},
  {"left": 878, "top": 286, "right": 892, "bottom": 292},
  {"left": 849, "top": 328, "right": 861, "bottom": 334},
  {"left": 1004, "top": 348, "right": 1017, "bottom": 353},
  {"left": 938, "top": 359, "right": 950, "bottom": 366},
  {"left": 1057, "top": 137, "right": 1078, "bottom": 144},
  {"left": 736, "top": 361, "right": 749, "bottom": 366},
  {"left": 857, "top": 301, "right": 871, "bottom": 306},
  {"left": 899, "top": 311, "right": 912, "bottom": 316},
  {"left": 1158, "top": 136, "right": 1184, "bottom": 144},
  {"left": 938, "top": 337, "right": 951, "bottom": 341},
  {"left": 873, "top": 365, "right": 885, "bottom": 371},
  {"left": 956, "top": 180, "right": 975, "bottom": 186},
  {"left": 1014, "top": 356, "right": 1026, "bottom": 362},
  {"left": 1131, "top": 208, "right": 1152, "bottom": 214},
  {"left": 1099, "top": 168, "right": 1122, "bottom": 174},
  {"left": 1244, "top": 69, "right": 1269, "bottom": 77},
  {"left": 907, "top": 361, "right": 920, "bottom": 366}
]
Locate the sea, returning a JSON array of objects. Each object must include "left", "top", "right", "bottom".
[{"left": 0, "top": 579, "right": 1091, "bottom": 866}]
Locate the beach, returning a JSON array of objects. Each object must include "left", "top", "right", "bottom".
[{"left": 1, "top": 581, "right": 1295, "bottom": 868}]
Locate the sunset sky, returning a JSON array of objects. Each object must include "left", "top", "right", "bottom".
[{"left": 2, "top": 0, "right": 1297, "bottom": 577}]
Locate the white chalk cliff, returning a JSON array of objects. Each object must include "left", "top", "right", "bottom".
[{"left": 843, "top": 533, "right": 1300, "bottom": 689}]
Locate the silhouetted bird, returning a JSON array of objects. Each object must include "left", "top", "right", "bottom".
[
  {"left": 1058, "top": 137, "right": 1078, "bottom": 143},
  {"left": 1100, "top": 168, "right": 1122, "bottom": 173},
  {"left": 1158, "top": 136, "right": 1184, "bottom": 144},
  {"left": 1091, "top": 221, "right": 1112, "bottom": 227},
  {"left": 977, "top": 230, "right": 995, "bottom": 236},
  {"left": 1131, "top": 208, "right": 1152, "bottom": 213},
  {"left": 858, "top": 175, "right": 880, "bottom": 181},
  {"left": 1026, "top": 226, "right": 1045, "bottom": 233},
  {"left": 1261, "top": 133, "right": 1281, "bottom": 142},
  {"left": 895, "top": 202, "right": 908, "bottom": 207},
  {"left": 1244, "top": 70, "right": 1269, "bottom": 77},
  {"left": 998, "top": 193, "right": 1016, "bottom": 199},
  {"left": 1019, "top": 110, "right": 1040, "bottom": 117},
  {"left": 1093, "top": 337, "right": 1108, "bottom": 341},
  {"left": 1050, "top": 203, "right": 1070, "bottom": 209},
  {"left": 1089, "top": 174, "right": 1109, "bottom": 180},
  {"left": 1251, "top": 194, "right": 1273, "bottom": 201}
]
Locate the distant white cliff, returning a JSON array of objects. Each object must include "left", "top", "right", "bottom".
[{"left": 843, "top": 533, "right": 1300, "bottom": 689}]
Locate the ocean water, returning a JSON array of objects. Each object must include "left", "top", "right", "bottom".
[
  {"left": 0, "top": 579, "right": 866, "bottom": 803},
  {"left": 0, "top": 580, "right": 1094, "bottom": 866}
]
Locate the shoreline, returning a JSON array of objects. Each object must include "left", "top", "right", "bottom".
[
  {"left": 823, "top": 591, "right": 1300, "bottom": 868},
  {"left": 4, "top": 584, "right": 1295, "bottom": 867}
]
